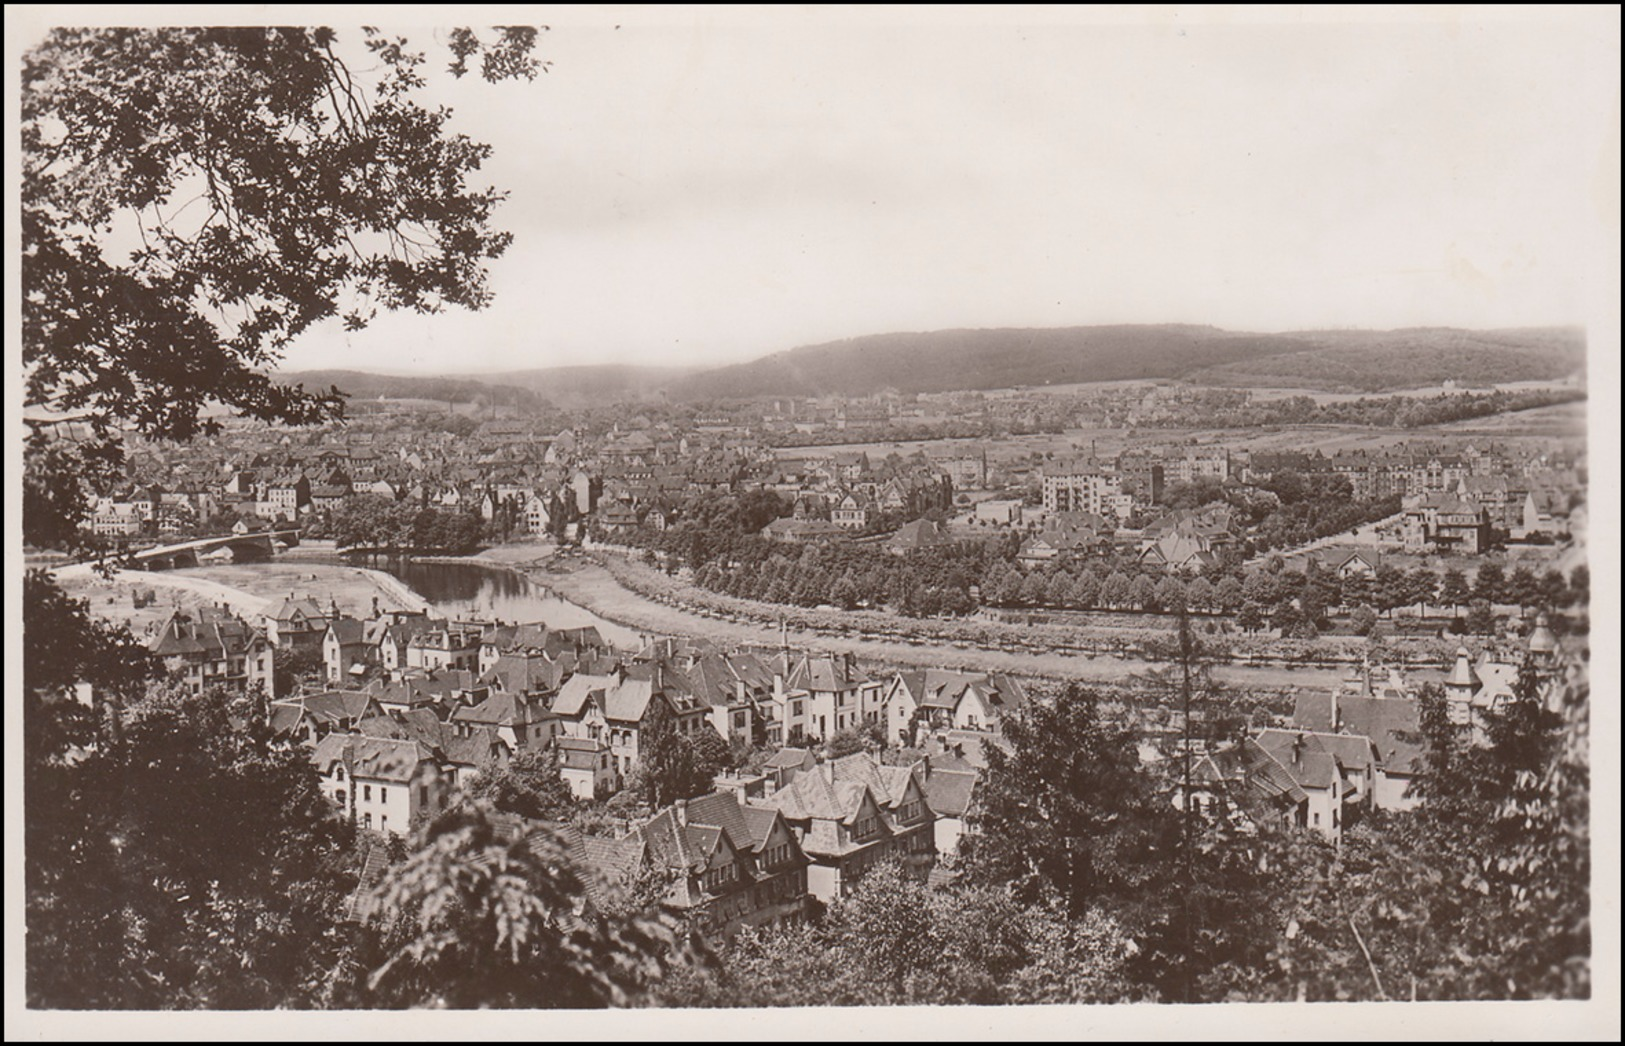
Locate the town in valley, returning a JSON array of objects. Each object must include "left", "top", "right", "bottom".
[{"left": 18, "top": 17, "right": 1605, "bottom": 1023}]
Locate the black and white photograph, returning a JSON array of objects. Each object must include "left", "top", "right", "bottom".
[{"left": 9, "top": 5, "right": 1618, "bottom": 1038}]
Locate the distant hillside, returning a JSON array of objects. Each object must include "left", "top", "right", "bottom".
[
  {"left": 1186, "top": 327, "right": 1587, "bottom": 392},
  {"left": 479, "top": 364, "right": 704, "bottom": 406},
  {"left": 278, "top": 364, "right": 701, "bottom": 410},
  {"left": 281, "top": 325, "right": 1587, "bottom": 409},
  {"left": 274, "top": 369, "right": 548, "bottom": 409},
  {"left": 666, "top": 325, "right": 1321, "bottom": 401}
]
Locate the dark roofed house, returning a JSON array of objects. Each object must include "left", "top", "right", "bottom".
[
  {"left": 452, "top": 690, "right": 559, "bottom": 751},
  {"left": 322, "top": 616, "right": 374, "bottom": 684},
  {"left": 886, "top": 518, "right": 954, "bottom": 556},
  {"left": 634, "top": 790, "right": 810, "bottom": 941},
  {"left": 149, "top": 607, "right": 276, "bottom": 698},
  {"left": 1291, "top": 691, "right": 1425, "bottom": 812},
  {"left": 749, "top": 752, "right": 934, "bottom": 903},
  {"left": 310, "top": 734, "right": 447, "bottom": 837},
  {"left": 884, "top": 668, "right": 1028, "bottom": 746}
]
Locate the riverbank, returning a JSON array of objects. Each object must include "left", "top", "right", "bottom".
[
  {"left": 578, "top": 546, "right": 1465, "bottom": 668},
  {"left": 53, "top": 566, "right": 276, "bottom": 636},
  {"left": 62, "top": 561, "right": 434, "bottom": 635},
  {"left": 533, "top": 553, "right": 1355, "bottom": 689}
]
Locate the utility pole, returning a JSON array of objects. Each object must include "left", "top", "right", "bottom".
[{"left": 1178, "top": 604, "right": 1196, "bottom": 1005}]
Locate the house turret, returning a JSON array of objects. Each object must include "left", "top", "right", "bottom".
[
  {"left": 1445, "top": 646, "right": 1480, "bottom": 725},
  {"left": 1527, "top": 614, "right": 1558, "bottom": 665}
]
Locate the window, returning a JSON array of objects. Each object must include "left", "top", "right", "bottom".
[
  {"left": 364, "top": 784, "right": 372, "bottom": 802},
  {"left": 364, "top": 813, "right": 373, "bottom": 829},
  {"left": 380, "top": 787, "right": 388, "bottom": 803},
  {"left": 381, "top": 816, "right": 388, "bottom": 831},
  {"left": 1313, "top": 811, "right": 1321, "bottom": 826},
  {"left": 336, "top": 766, "right": 345, "bottom": 781},
  {"left": 335, "top": 789, "right": 346, "bottom": 806}
]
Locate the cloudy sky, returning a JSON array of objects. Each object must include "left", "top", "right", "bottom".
[{"left": 219, "top": 9, "right": 1618, "bottom": 374}]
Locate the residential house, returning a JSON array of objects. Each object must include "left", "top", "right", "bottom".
[
  {"left": 264, "top": 596, "right": 331, "bottom": 655},
  {"left": 262, "top": 472, "right": 310, "bottom": 520},
  {"left": 371, "top": 613, "right": 436, "bottom": 675},
  {"left": 311, "top": 734, "right": 448, "bottom": 836},
  {"left": 149, "top": 606, "right": 276, "bottom": 698},
  {"left": 556, "top": 737, "right": 616, "bottom": 800},
  {"left": 886, "top": 518, "right": 954, "bottom": 556},
  {"left": 1250, "top": 730, "right": 1350, "bottom": 840},
  {"left": 884, "top": 669, "right": 1028, "bottom": 746},
  {"left": 1290, "top": 689, "right": 1425, "bottom": 812},
  {"left": 268, "top": 689, "right": 382, "bottom": 743},
  {"left": 1041, "top": 466, "right": 1131, "bottom": 520},
  {"left": 760, "top": 517, "right": 846, "bottom": 544},
  {"left": 450, "top": 690, "right": 560, "bottom": 751},
  {"left": 551, "top": 669, "right": 709, "bottom": 787},
  {"left": 1402, "top": 493, "right": 1491, "bottom": 554},
  {"left": 637, "top": 790, "right": 810, "bottom": 940},
  {"left": 785, "top": 652, "right": 883, "bottom": 741},
  {"left": 406, "top": 624, "right": 483, "bottom": 673},
  {"left": 830, "top": 492, "right": 872, "bottom": 531},
  {"left": 749, "top": 751, "right": 935, "bottom": 903},
  {"left": 322, "top": 616, "right": 375, "bottom": 683}
]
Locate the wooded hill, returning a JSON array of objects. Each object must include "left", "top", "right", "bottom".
[{"left": 280, "top": 325, "right": 1586, "bottom": 406}]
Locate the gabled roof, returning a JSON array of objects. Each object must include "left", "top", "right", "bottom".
[
  {"left": 271, "top": 597, "right": 327, "bottom": 623},
  {"left": 442, "top": 728, "right": 510, "bottom": 768},
  {"left": 1289, "top": 692, "right": 1425, "bottom": 775},
  {"left": 828, "top": 751, "right": 920, "bottom": 809},
  {"left": 311, "top": 734, "right": 436, "bottom": 783},
  {"left": 325, "top": 617, "right": 367, "bottom": 645},
  {"left": 479, "top": 652, "right": 564, "bottom": 696},
  {"left": 1253, "top": 730, "right": 1342, "bottom": 791},
  {"left": 764, "top": 748, "right": 818, "bottom": 771},
  {"left": 279, "top": 689, "right": 379, "bottom": 724},
  {"left": 604, "top": 677, "right": 659, "bottom": 723},
  {"left": 453, "top": 690, "right": 553, "bottom": 728},
  {"left": 887, "top": 518, "right": 953, "bottom": 551},
  {"left": 1238, "top": 740, "right": 1310, "bottom": 805},
  {"left": 755, "top": 767, "right": 870, "bottom": 825},
  {"left": 923, "top": 768, "right": 978, "bottom": 818},
  {"left": 551, "top": 672, "right": 620, "bottom": 717},
  {"left": 788, "top": 654, "right": 870, "bottom": 693}
]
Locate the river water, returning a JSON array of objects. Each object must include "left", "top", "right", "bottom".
[{"left": 387, "top": 559, "right": 643, "bottom": 649}]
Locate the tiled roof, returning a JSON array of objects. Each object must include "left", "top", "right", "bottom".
[
  {"left": 1253, "top": 731, "right": 1340, "bottom": 791},
  {"left": 923, "top": 769, "right": 978, "bottom": 818},
  {"left": 551, "top": 673, "right": 618, "bottom": 717},
  {"left": 1290, "top": 693, "right": 1425, "bottom": 775}
]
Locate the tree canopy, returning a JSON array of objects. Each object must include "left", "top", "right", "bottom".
[{"left": 23, "top": 26, "right": 540, "bottom": 440}]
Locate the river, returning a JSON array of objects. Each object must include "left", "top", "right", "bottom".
[{"left": 386, "top": 559, "right": 643, "bottom": 649}]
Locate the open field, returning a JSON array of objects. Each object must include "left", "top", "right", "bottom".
[
  {"left": 54, "top": 567, "right": 275, "bottom": 636},
  {"left": 56, "top": 560, "right": 430, "bottom": 635}
]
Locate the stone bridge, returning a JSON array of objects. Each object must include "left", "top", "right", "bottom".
[{"left": 127, "top": 529, "right": 301, "bottom": 571}]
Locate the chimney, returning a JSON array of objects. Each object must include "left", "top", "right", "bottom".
[{"left": 674, "top": 799, "right": 687, "bottom": 826}]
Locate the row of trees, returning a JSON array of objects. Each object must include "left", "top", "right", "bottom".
[
  {"left": 672, "top": 526, "right": 1583, "bottom": 625},
  {"left": 325, "top": 494, "right": 486, "bottom": 553}
]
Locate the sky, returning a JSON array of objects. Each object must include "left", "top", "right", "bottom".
[
  {"left": 257, "top": 7, "right": 1619, "bottom": 376},
  {"left": 19, "top": 7, "right": 1624, "bottom": 376}
]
